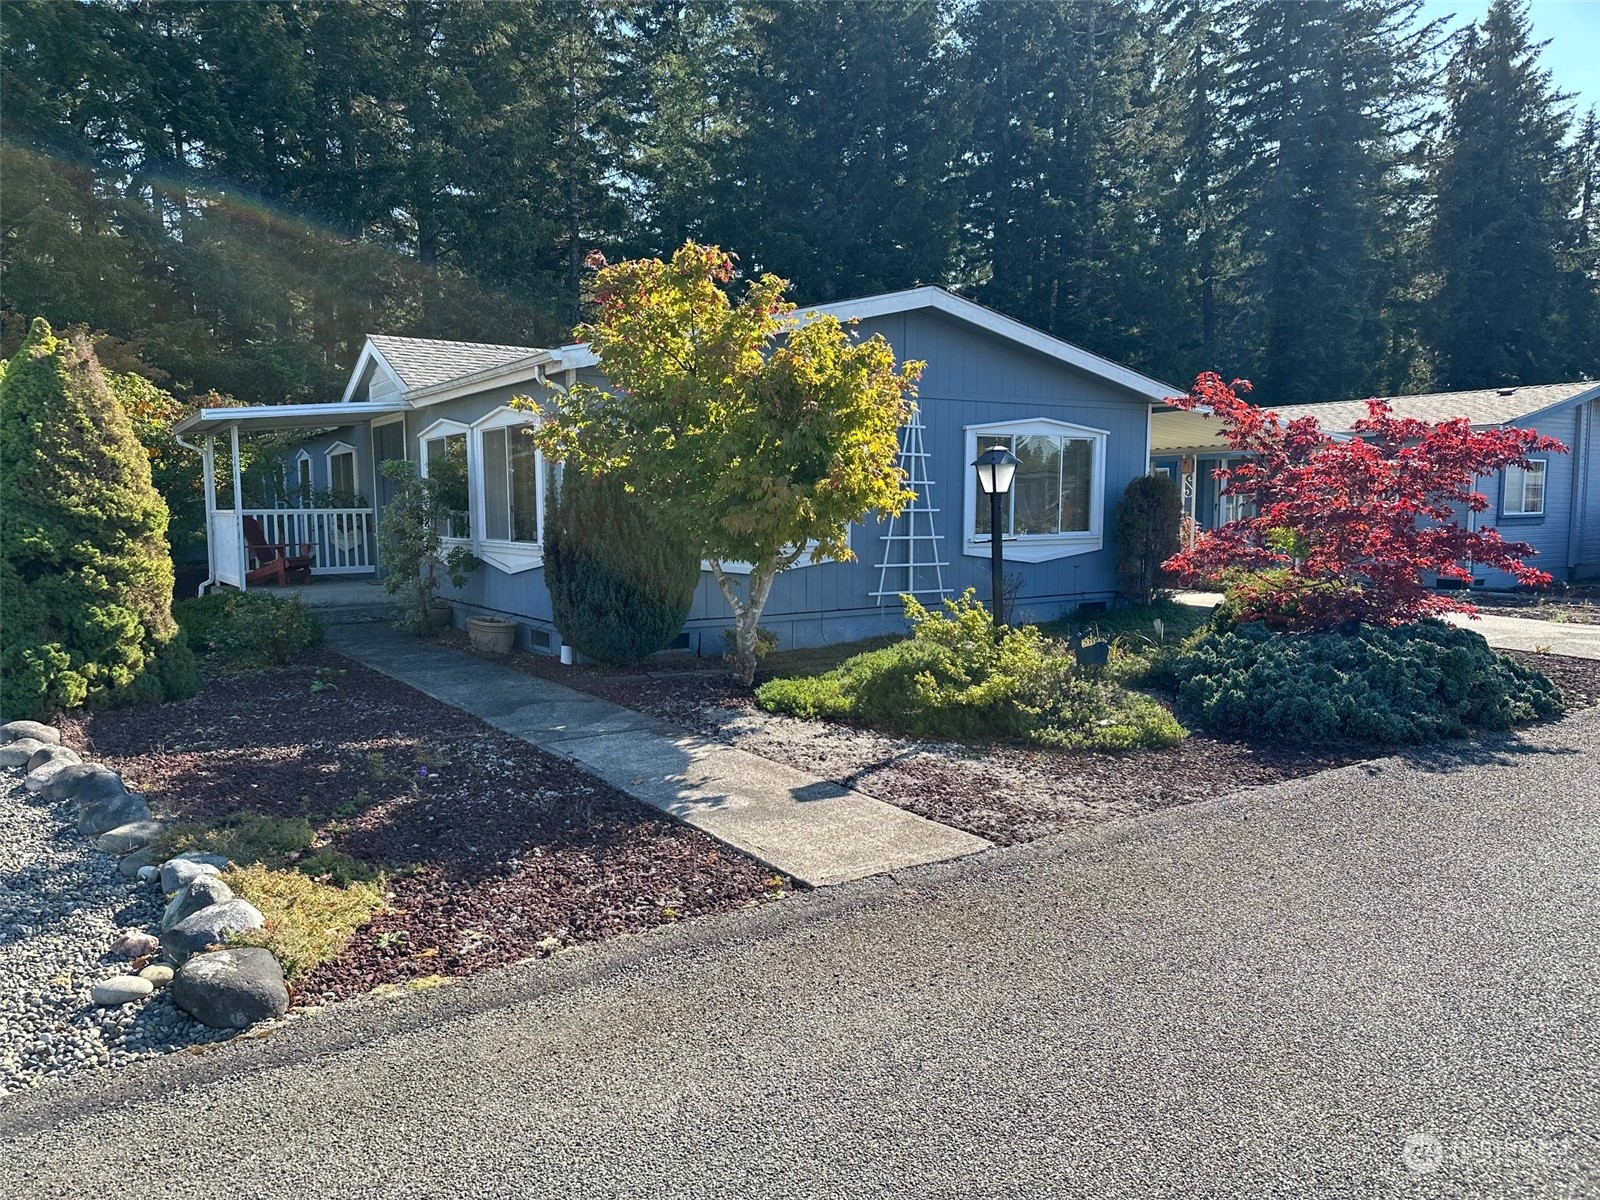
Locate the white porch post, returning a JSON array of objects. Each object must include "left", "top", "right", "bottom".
[
  {"left": 231, "top": 424, "right": 247, "bottom": 591},
  {"left": 201, "top": 435, "right": 217, "bottom": 594}
]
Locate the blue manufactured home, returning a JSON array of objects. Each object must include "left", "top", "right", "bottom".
[{"left": 176, "top": 287, "right": 1600, "bottom": 655}]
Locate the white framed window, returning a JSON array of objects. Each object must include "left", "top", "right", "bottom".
[
  {"left": 470, "top": 407, "right": 548, "bottom": 573},
  {"left": 1502, "top": 460, "right": 1546, "bottom": 516},
  {"left": 324, "top": 441, "right": 358, "bottom": 502},
  {"left": 708, "top": 528, "right": 850, "bottom": 575},
  {"left": 1150, "top": 465, "right": 1173, "bottom": 479},
  {"left": 964, "top": 418, "right": 1108, "bottom": 562},
  {"left": 419, "top": 418, "right": 471, "bottom": 540},
  {"left": 294, "top": 451, "right": 312, "bottom": 506}
]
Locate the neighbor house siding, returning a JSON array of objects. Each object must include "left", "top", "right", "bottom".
[
  {"left": 1476, "top": 406, "right": 1579, "bottom": 588},
  {"left": 1575, "top": 399, "right": 1600, "bottom": 578}
]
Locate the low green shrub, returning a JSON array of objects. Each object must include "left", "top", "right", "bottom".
[
  {"left": 222, "top": 863, "right": 384, "bottom": 980},
  {"left": 218, "top": 592, "right": 323, "bottom": 666},
  {"left": 173, "top": 592, "right": 235, "bottom": 649},
  {"left": 756, "top": 591, "right": 1186, "bottom": 751},
  {"left": 1173, "top": 619, "right": 1562, "bottom": 745},
  {"left": 155, "top": 813, "right": 316, "bottom": 868}
]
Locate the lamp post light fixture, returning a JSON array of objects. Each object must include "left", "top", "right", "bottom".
[{"left": 972, "top": 444, "right": 1020, "bottom": 628}]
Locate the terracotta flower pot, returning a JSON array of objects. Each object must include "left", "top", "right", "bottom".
[{"left": 467, "top": 615, "right": 517, "bottom": 655}]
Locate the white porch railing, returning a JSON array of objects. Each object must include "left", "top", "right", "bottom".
[
  {"left": 244, "top": 508, "right": 376, "bottom": 575},
  {"left": 211, "top": 509, "right": 244, "bottom": 587}
]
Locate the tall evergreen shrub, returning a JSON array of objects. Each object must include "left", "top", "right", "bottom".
[
  {"left": 545, "top": 471, "right": 699, "bottom": 664},
  {"left": 1115, "top": 472, "right": 1182, "bottom": 605},
  {"left": 0, "top": 319, "right": 198, "bottom": 719}
]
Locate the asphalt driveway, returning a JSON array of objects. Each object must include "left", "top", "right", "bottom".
[{"left": 3, "top": 711, "right": 1597, "bottom": 1198}]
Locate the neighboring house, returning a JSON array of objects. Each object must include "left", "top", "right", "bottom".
[
  {"left": 1149, "top": 381, "right": 1600, "bottom": 586},
  {"left": 176, "top": 287, "right": 1177, "bottom": 653}
]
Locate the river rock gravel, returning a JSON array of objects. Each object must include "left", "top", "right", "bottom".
[{"left": 0, "top": 768, "right": 231, "bottom": 1096}]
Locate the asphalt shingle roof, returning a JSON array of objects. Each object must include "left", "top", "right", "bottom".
[
  {"left": 367, "top": 335, "right": 544, "bottom": 391},
  {"left": 1274, "top": 381, "right": 1598, "bottom": 432}
]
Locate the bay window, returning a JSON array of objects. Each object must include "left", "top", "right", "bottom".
[{"left": 964, "top": 418, "right": 1107, "bottom": 562}]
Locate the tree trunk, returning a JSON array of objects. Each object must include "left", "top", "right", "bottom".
[{"left": 709, "top": 560, "right": 780, "bottom": 686}]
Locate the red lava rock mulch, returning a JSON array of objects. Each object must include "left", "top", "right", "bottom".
[
  {"left": 62, "top": 657, "right": 786, "bottom": 1003},
  {"left": 484, "top": 637, "right": 1600, "bottom": 848}
]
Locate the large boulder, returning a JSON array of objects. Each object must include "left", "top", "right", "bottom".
[
  {"left": 161, "top": 899, "right": 264, "bottom": 965},
  {"left": 41, "top": 763, "right": 126, "bottom": 807},
  {"left": 25, "top": 758, "right": 76, "bottom": 793},
  {"left": 170, "top": 948, "right": 288, "bottom": 1029},
  {"left": 159, "top": 853, "right": 230, "bottom": 895},
  {"left": 78, "top": 791, "right": 152, "bottom": 838},
  {"left": 160, "top": 875, "right": 234, "bottom": 933},
  {"left": 0, "top": 737, "right": 49, "bottom": 768},
  {"left": 1, "top": 719, "right": 60, "bottom": 746},
  {"left": 28, "top": 744, "right": 80, "bottom": 773},
  {"left": 94, "top": 819, "right": 165, "bottom": 854}
]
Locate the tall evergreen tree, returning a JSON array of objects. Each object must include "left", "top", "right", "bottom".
[
  {"left": 0, "top": 319, "right": 198, "bottom": 719},
  {"left": 1221, "top": 0, "right": 1443, "bottom": 403},
  {"left": 709, "top": 0, "right": 964, "bottom": 301},
  {"left": 1428, "top": 0, "right": 1576, "bottom": 388}
]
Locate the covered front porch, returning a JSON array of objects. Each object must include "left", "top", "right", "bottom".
[{"left": 174, "top": 399, "right": 407, "bottom": 595}]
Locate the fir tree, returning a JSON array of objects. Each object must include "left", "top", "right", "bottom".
[
  {"left": 1, "top": 319, "right": 197, "bottom": 719},
  {"left": 1428, "top": 0, "right": 1576, "bottom": 388}
]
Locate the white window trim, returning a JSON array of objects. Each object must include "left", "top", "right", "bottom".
[
  {"left": 418, "top": 419, "right": 472, "bottom": 550},
  {"left": 707, "top": 528, "right": 850, "bottom": 575},
  {"left": 1502, "top": 459, "right": 1546, "bottom": 517},
  {"left": 468, "top": 406, "right": 546, "bottom": 574},
  {"left": 293, "top": 450, "right": 312, "bottom": 505},
  {"left": 323, "top": 441, "right": 359, "bottom": 500},
  {"left": 963, "top": 418, "right": 1108, "bottom": 563}
]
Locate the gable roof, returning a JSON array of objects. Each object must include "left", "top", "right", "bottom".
[
  {"left": 366, "top": 335, "right": 544, "bottom": 391},
  {"left": 1274, "top": 381, "right": 1600, "bottom": 432},
  {"left": 553, "top": 285, "right": 1178, "bottom": 402}
]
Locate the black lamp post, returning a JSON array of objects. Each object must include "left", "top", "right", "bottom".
[{"left": 973, "top": 444, "right": 1020, "bottom": 628}]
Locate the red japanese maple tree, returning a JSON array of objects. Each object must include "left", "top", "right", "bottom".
[{"left": 1161, "top": 373, "right": 1567, "bottom": 629}]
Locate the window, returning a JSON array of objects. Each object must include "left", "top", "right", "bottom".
[
  {"left": 480, "top": 423, "right": 541, "bottom": 543},
  {"left": 469, "top": 407, "right": 549, "bottom": 571},
  {"left": 419, "top": 421, "right": 470, "bottom": 539},
  {"left": 1503, "top": 460, "right": 1546, "bottom": 516},
  {"left": 295, "top": 453, "right": 312, "bottom": 506},
  {"left": 325, "top": 443, "right": 358, "bottom": 503},
  {"left": 965, "top": 419, "right": 1107, "bottom": 563}
]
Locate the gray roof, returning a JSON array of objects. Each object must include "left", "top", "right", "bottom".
[
  {"left": 1274, "top": 381, "right": 1598, "bottom": 432},
  {"left": 367, "top": 335, "right": 544, "bottom": 391}
]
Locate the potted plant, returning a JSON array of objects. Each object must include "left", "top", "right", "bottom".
[
  {"left": 466, "top": 614, "right": 518, "bottom": 655},
  {"left": 377, "top": 460, "right": 479, "bottom": 635}
]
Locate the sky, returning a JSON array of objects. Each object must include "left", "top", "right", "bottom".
[{"left": 1415, "top": 0, "right": 1600, "bottom": 117}]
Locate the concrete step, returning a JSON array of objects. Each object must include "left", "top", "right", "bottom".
[{"left": 315, "top": 603, "right": 402, "bottom": 627}]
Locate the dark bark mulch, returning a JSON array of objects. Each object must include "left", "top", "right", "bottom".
[
  {"left": 484, "top": 638, "right": 1600, "bottom": 848},
  {"left": 62, "top": 658, "right": 785, "bottom": 1003},
  {"left": 1470, "top": 585, "right": 1600, "bottom": 625}
]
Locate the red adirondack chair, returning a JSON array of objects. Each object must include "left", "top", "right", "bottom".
[{"left": 242, "top": 516, "right": 315, "bottom": 587}]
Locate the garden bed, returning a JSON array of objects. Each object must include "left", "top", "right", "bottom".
[
  {"left": 61, "top": 658, "right": 786, "bottom": 1004},
  {"left": 483, "top": 636, "right": 1600, "bottom": 847}
]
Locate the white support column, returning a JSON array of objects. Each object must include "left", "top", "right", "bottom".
[
  {"left": 201, "top": 435, "right": 217, "bottom": 591},
  {"left": 230, "top": 424, "right": 246, "bottom": 591}
]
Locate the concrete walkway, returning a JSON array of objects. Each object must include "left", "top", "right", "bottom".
[
  {"left": 1176, "top": 589, "right": 1600, "bottom": 659},
  {"left": 326, "top": 625, "right": 988, "bottom": 887}
]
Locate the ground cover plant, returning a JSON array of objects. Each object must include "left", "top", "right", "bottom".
[
  {"left": 755, "top": 592, "right": 1185, "bottom": 752},
  {"left": 62, "top": 658, "right": 785, "bottom": 1002},
  {"left": 1174, "top": 617, "right": 1562, "bottom": 745}
]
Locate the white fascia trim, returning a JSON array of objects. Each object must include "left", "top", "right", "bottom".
[
  {"left": 551, "top": 288, "right": 1178, "bottom": 403},
  {"left": 340, "top": 340, "right": 409, "bottom": 404},
  {"left": 406, "top": 353, "right": 556, "bottom": 408},
  {"left": 962, "top": 418, "right": 1108, "bottom": 563},
  {"left": 370, "top": 412, "right": 406, "bottom": 429}
]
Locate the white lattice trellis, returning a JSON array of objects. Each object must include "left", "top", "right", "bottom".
[{"left": 871, "top": 410, "right": 950, "bottom": 603}]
